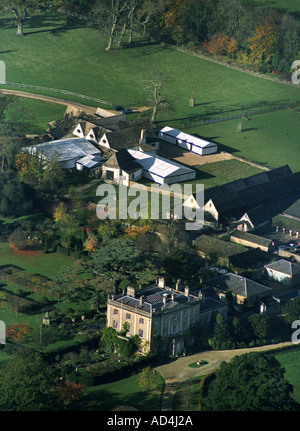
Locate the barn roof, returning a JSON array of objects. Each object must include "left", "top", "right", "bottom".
[
  {"left": 23, "top": 138, "right": 101, "bottom": 162},
  {"left": 128, "top": 149, "right": 195, "bottom": 179}
]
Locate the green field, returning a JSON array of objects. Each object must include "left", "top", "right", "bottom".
[
  {"left": 241, "top": 0, "right": 300, "bottom": 16},
  {"left": 275, "top": 348, "right": 300, "bottom": 403},
  {"left": 77, "top": 372, "right": 165, "bottom": 411},
  {"left": 0, "top": 242, "right": 74, "bottom": 278},
  {"left": 0, "top": 12, "right": 299, "bottom": 121},
  {"left": 2, "top": 96, "right": 66, "bottom": 135},
  {"left": 190, "top": 109, "right": 300, "bottom": 172}
]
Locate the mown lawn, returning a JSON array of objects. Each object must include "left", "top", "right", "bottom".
[
  {"left": 0, "top": 12, "right": 299, "bottom": 124},
  {"left": 190, "top": 109, "right": 300, "bottom": 172},
  {"left": 0, "top": 241, "right": 74, "bottom": 278},
  {"left": 275, "top": 348, "right": 300, "bottom": 404},
  {"left": 240, "top": 0, "right": 300, "bottom": 16},
  {"left": 2, "top": 96, "right": 66, "bottom": 135},
  {"left": 76, "top": 372, "right": 165, "bottom": 411}
]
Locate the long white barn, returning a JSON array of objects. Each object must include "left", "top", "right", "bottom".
[
  {"left": 159, "top": 126, "right": 217, "bottom": 156},
  {"left": 128, "top": 149, "right": 196, "bottom": 185}
]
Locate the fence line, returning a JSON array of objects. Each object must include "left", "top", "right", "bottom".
[
  {"left": 4, "top": 82, "right": 114, "bottom": 106},
  {"left": 182, "top": 101, "right": 300, "bottom": 129}
]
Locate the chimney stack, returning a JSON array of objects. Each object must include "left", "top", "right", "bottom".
[
  {"left": 158, "top": 277, "right": 165, "bottom": 288},
  {"left": 184, "top": 286, "right": 190, "bottom": 297},
  {"left": 175, "top": 279, "right": 181, "bottom": 291},
  {"left": 139, "top": 295, "right": 145, "bottom": 305},
  {"left": 127, "top": 286, "right": 136, "bottom": 298},
  {"left": 162, "top": 293, "right": 168, "bottom": 305}
]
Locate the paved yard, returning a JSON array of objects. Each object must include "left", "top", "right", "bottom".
[{"left": 158, "top": 141, "right": 233, "bottom": 167}]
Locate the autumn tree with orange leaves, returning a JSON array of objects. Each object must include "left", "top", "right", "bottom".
[
  {"left": 6, "top": 323, "right": 33, "bottom": 343},
  {"left": 248, "top": 16, "right": 280, "bottom": 71},
  {"left": 52, "top": 380, "right": 85, "bottom": 406}
]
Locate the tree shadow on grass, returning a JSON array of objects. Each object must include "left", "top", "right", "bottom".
[{"left": 24, "top": 14, "right": 85, "bottom": 36}]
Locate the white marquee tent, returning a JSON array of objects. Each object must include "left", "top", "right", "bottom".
[{"left": 159, "top": 126, "right": 218, "bottom": 155}]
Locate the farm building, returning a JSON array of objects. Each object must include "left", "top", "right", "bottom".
[
  {"left": 185, "top": 165, "right": 300, "bottom": 227},
  {"left": 237, "top": 205, "right": 272, "bottom": 232},
  {"left": 128, "top": 149, "right": 196, "bottom": 185},
  {"left": 264, "top": 259, "right": 300, "bottom": 287},
  {"left": 158, "top": 126, "right": 218, "bottom": 155},
  {"left": 102, "top": 148, "right": 143, "bottom": 185},
  {"left": 23, "top": 137, "right": 103, "bottom": 170},
  {"left": 230, "top": 230, "right": 275, "bottom": 253}
]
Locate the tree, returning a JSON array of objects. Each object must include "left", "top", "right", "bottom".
[
  {"left": 91, "top": 238, "right": 144, "bottom": 288},
  {"left": 142, "top": 69, "right": 172, "bottom": 123},
  {"left": 0, "top": 0, "right": 46, "bottom": 36},
  {"left": 202, "top": 352, "right": 299, "bottom": 411},
  {"left": 0, "top": 176, "right": 33, "bottom": 217},
  {"left": 248, "top": 313, "right": 271, "bottom": 340},
  {"left": 248, "top": 14, "right": 280, "bottom": 71},
  {"left": 138, "top": 366, "right": 159, "bottom": 390},
  {"left": 84, "top": 232, "right": 99, "bottom": 253},
  {"left": 282, "top": 297, "right": 300, "bottom": 325},
  {"left": 16, "top": 152, "right": 64, "bottom": 190},
  {"left": 52, "top": 380, "right": 85, "bottom": 406},
  {"left": 209, "top": 313, "right": 232, "bottom": 350},
  {"left": 88, "top": 0, "right": 127, "bottom": 51},
  {"left": 0, "top": 351, "right": 60, "bottom": 411},
  {"left": 6, "top": 323, "right": 33, "bottom": 342}
]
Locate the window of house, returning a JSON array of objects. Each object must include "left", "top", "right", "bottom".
[
  {"left": 139, "top": 329, "right": 144, "bottom": 338},
  {"left": 164, "top": 318, "right": 168, "bottom": 324},
  {"left": 173, "top": 314, "right": 177, "bottom": 320},
  {"left": 113, "top": 309, "right": 118, "bottom": 315},
  {"left": 183, "top": 311, "right": 187, "bottom": 318},
  {"left": 126, "top": 325, "right": 130, "bottom": 334},
  {"left": 113, "top": 320, "right": 117, "bottom": 329},
  {"left": 139, "top": 318, "right": 144, "bottom": 325},
  {"left": 126, "top": 313, "right": 131, "bottom": 320}
]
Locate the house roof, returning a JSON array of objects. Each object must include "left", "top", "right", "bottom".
[
  {"left": 265, "top": 259, "right": 300, "bottom": 277},
  {"left": 230, "top": 230, "right": 272, "bottom": 248},
  {"left": 204, "top": 273, "right": 271, "bottom": 298},
  {"left": 104, "top": 148, "right": 141, "bottom": 174},
  {"left": 23, "top": 138, "right": 101, "bottom": 162}
]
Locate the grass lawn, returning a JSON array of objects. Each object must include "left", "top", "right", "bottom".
[
  {"left": 275, "top": 348, "right": 300, "bottom": 403},
  {"left": 0, "top": 12, "right": 299, "bottom": 126},
  {"left": 240, "top": 0, "right": 300, "bottom": 16},
  {"left": 172, "top": 376, "right": 203, "bottom": 411},
  {"left": 0, "top": 241, "right": 74, "bottom": 279},
  {"left": 2, "top": 96, "right": 66, "bottom": 135},
  {"left": 189, "top": 109, "right": 300, "bottom": 172},
  {"left": 188, "top": 159, "right": 264, "bottom": 189},
  {"left": 76, "top": 372, "right": 165, "bottom": 411}
]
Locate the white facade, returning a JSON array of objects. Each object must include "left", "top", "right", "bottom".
[{"left": 159, "top": 126, "right": 218, "bottom": 156}]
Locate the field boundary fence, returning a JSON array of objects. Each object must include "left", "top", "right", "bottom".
[
  {"left": 181, "top": 101, "right": 300, "bottom": 129},
  {"left": 3, "top": 81, "right": 114, "bottom": 106}
]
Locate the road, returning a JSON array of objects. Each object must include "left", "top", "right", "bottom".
[{"left": 155, "top": 341, "right": 294, "bottom": 411}]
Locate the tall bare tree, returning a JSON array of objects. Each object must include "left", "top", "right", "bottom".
[{"left": 142, "top": 69, "right": 172, "bottom": 123}]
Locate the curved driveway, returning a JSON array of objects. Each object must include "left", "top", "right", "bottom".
[{"left": 155, "top": 341, "right": 294, "bottom": 411}]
